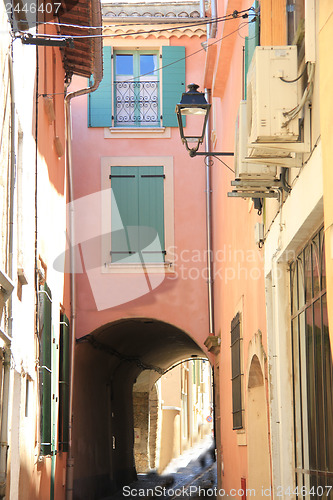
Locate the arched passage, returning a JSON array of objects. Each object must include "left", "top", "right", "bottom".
[
  {"left": 72, "top": 318, "right": 208, "bottom": 499},
  {"left": 247, "top": 354, "right": 271, "bottom": 497}
]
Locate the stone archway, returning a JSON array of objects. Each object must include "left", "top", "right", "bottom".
[
  {"left": 247, "top": 334, "right": 271, "bottom": 497},
  {"left": 72, "top": 318, "right": 209, "bottom": 498}
]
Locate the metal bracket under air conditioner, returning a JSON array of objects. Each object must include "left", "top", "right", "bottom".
[
  {"left": 245, "top": 151, "right": 302, "bottom": 167},
  {"left": 231, "top": 177, "right": 286, "bottom": 189},
  {"left": 227, "top": 173, "right": 289, "bottom": 199},
  {"left": 228, "top": 190, "right": 279, "bottom": 199}
]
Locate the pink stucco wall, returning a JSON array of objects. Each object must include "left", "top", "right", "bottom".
[{"left": 70, "top": 33, "right": 211, "bottom": 353}]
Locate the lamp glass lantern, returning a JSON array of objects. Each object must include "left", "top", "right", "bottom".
[{"left": 175, "top": 83, "right": 211, "bottom": 156}]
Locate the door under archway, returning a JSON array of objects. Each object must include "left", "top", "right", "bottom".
[{"left": 247, "top": 354, "right": 271, "bottom": 497}]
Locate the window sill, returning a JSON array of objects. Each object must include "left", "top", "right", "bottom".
[
  {"left": 110, "top": 127, "right": 166, "bottom": 133},
  {"left": 102, "top": 262, "right": 175, "bottom": 274},
  {"left": 104, "top": 127, "right": 171, "bottom": 139},
  {"left": 236, "top": 429, "right": 246, "bottom": 446}
]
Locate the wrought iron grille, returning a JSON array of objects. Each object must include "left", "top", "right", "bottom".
[{"left": 114, "top": 80, "right": 159, "bottom": 126}]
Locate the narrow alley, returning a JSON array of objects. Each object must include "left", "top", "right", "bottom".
[{"left": 1, "top": 0, "right": 333, "bottom": 499}]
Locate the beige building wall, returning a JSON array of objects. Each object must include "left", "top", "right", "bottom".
[
  {"left": 319, "top": 1, "right": 333, "bottom": 353},
  {"left": 262, "top": 2, "right": 333, "bottom": 496},
  {"left": 158, "top": 360, "right": 213, "bottom": 473}
]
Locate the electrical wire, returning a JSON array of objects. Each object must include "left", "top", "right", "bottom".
[
  {"left": 14, "top": 8, "right": 253, "bottom": 40},
  {"left": 237, "top": 11, "right": 259, "bottom": 40},
  {"left": 282, "top": 62, "right": 315, "bottom": 125},
  {"left": 32, "top": 19, "right": 251, "bottom": 96},
  {"left": 211, "top": 155, "right": 235, "bottom": 173},
  {"left": 13, "top": 9, "right": 252, "bottom": 96},
  {"left": 279, "top": 63, "right": 307, "bottom": 83},
  {"left": 128, "top": 21, "right": 251, "bottom": 81},
  {"left": 35, "top": 7, "right": 253, "bottom": 32}
]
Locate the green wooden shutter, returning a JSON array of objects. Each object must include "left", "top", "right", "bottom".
[
  {"left": 244, "top": 1, "right": 259, "bottom": 99},
  {"left": 110, "top": 166, "right": 165, "bottom": 263},
  {"left": 162, "top": 46, "right": 186, "bottom": 127},
  {"left": 139, "top": 166, "right": 165, "bottom": 263},
  {"left": 88, "top": 46, "right": 112, "bottom": 127},
  {"left": 111, "top": 166, "right": 139, "bottom": 261},
  {"left": 39, "top": 283, "right": 52, "bottom": 456},
  {"left": 59, "top": 314, "right": 69, "bottom": 452},
  {"left": 231, "top": 313, "right": 242, "bottom": 430}
]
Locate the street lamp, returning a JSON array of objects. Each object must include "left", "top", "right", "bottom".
[
  {"left": 175, "top": 83, "right": 234, "bottom": 159},
  {"left": 175, "top": 83, "right": 211, "bottom": 157}
]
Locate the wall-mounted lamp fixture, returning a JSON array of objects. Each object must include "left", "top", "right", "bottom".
[{"left": 175, "top": 83, "right": 234, "bottom": 159}]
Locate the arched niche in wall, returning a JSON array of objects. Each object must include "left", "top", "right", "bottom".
[{"left": 246, "top": 332, "right": 271, "bottom": 497}]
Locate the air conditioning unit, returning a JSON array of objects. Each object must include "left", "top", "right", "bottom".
[
  {"left": 235, "top": 101, "right": 277, "bottom": 180},
  {"left": 247, "top": 46, "right": 299, "bottom": 144}
]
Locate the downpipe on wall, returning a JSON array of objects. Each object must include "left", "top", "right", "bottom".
[
  {"left": 199, "top": 0, "right": 217, "bottom": 38},
  {"left": 204, "top": 89, "right": 214, "bottom": 336},
  {"left": 204, "top": 89, "right": 218, "bottom": 456},
  {"left": 64, "top": 4, "right": 103, "bottom": 497},
  {"left": 203, "top": 0, "right": 217, "bottom": 453}
]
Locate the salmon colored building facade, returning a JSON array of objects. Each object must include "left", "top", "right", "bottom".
[
  {"left": 68, "top": 3, "right": 215, "bottom": 497},
  {"left": 201, "top": 1, "right": 271, "bottom": 496}
]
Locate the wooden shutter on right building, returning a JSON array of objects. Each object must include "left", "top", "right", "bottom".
[{"left": 244, "top": 1, "right": 259, "bottom": 99}]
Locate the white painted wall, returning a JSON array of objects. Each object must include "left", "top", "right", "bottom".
[{"left": 265, "top": 138, "right": 323, "bottom": 499}]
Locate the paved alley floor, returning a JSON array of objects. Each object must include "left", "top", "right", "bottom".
[{"left": 101, "top": 435, "right": 217, "bottom": 499}]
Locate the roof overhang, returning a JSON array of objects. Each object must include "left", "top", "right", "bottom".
[{"left": 59, "top": 0, "right": 103, "bottom": 78}]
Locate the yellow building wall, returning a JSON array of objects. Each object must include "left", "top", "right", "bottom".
[{"left": 319, "top": 1, "right": 333, "bottom": 355}]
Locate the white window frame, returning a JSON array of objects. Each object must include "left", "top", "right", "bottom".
[
  {"left": 105, "top": 40, "right": 171, "bottom": 138},
  {"left": 113, "top": 50, "right": 161, "bottom": 128}
]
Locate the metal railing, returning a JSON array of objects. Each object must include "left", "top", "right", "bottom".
[{"left": 114, "top": 80, "right": 159, "bottom": 126}]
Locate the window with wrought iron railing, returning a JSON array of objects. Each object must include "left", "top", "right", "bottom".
[
  {"left": 88, "top": 45, "right": 185, "bottom": 129},
  {"left": 114, "top": 52, "right": 159, "bottom": 127}
]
